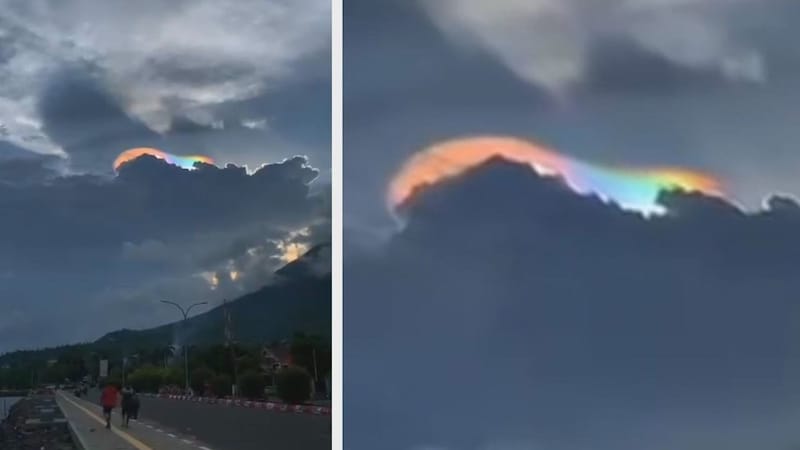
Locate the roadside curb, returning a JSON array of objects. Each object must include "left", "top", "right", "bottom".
[
  {"left": 67, "top": 421, "right": 89, "bottom": 450},
  {"left": 142, "top": 394, "right": 331, "bottom": 416}
]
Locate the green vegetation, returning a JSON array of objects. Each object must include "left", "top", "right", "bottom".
[
  {"left": 127, "top": 365, "right": 171, "bottom": 393},
  {"left": 210, "top": 374, "right": 232, "bottom": 398},
  {"left": 290, "top": 332, "right": 331, "bottom": 382},
  {"left": 0, "top": 271, "right": 330, "bottom": 372},
  {"left": 0, "top": 367, "right": 32, "bottom": 389},
  {"left": 0, "top": 332, "right": 329, "bottom": 401},
  {"left": 190, "top": 367, "right": 214, "bottom": 396},
  {"left": 275, "top": 366, "right": 312, "bottom": 404},
  {"left": 238, "top": 370, "right": 266, "bottom": 399},
  {"left": 0, "top": 245, "right": 331, "bottom": 400}
]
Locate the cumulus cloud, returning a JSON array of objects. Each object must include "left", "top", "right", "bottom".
[
  {"left": 0, "top": 155, "right": 329, "bottom": 352},
  {"left": 0, "top": 0, "right": 330, "bottom": 155},
  {"left": 346, "top": 159, "right": 800, "bottom": 450},
  {"left": 0, "top": 141, "right": 65, "bottom": 183},
  {"left": 419, "top": 0, "right": 765, "bottom": 93}
]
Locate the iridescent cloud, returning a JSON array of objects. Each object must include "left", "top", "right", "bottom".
[
  {"left": 389, "top": 136, "right": 724, "bottom": 216},
  {"left": 113, "top": 148, "right": 215, "bottom": 172}
]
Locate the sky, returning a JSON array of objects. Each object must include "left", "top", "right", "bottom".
[
  {"left": 345, "top": 1, "right": 800, "bottom": 449},
  {"left": 0, "top": 0, "right": 330, "bottom": 353}
]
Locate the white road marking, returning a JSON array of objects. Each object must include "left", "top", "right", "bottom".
[
  {"left": 199, "top": 446, "right": 213, "bottom": 450},
  {"left": 182, "top": 439, "right": 193, "bottom": 444},
  {"left": 168, "top": 433, "right": 177, "bottom": 438},
  {"left": 155, "top": 428, "right": 163, "bottom": 432}
]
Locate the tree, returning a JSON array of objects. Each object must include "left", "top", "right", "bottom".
[
  {"left": 163, "top": 367, "right": 183, "bottom": 387},
  {"left": 109, "top": 366, "right": 122, "bottom": 381},
  {"left": 127, "top": 365, "right": 164, "bottom": 393},
  {"left": 56, "top": 351, "right": 88, "bottom": 381},
  {"left": 42, "top": 364, "right": 67, "bottom": 383},
  {"left": 210, "top": 374, "right": 232, "bottom": 398},
  {"left": 157, "top": 345, "right": 176, "bottom": 367},
  {"left": 238, "top": 370, "right": 266, "bottom": 399},
  {"left": 192, "top": 345, "right": 232, "bottom": 376},
  {"left": 276, "top": 366, "right": 312, "bottom": 404},
  {"left": 0, "top": 368, "right": 32, "bottom": 389},
  {"left": 290, "top": 332, "right": 330, "bottom": 393},
  {"left": 236, "top": 353, "right": 261, "bottom": 374},
  {"left": 191, "top": 367, "right": 215, "bottom": 396}
]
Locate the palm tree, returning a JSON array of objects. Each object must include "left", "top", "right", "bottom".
[{"left": 158, "top": 345, "right": 175, "bottom": 368}]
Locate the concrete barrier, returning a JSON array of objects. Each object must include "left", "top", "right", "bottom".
[
  {"left": 143, "top": 393, "right": 331, "bottom": 415},
  {"left": 67, "top": 422, "right": 89, "bottom": 450}
]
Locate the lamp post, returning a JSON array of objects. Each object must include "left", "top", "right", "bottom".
[{"left": 160, "top": 300, "right": 207, "bottom": 394}]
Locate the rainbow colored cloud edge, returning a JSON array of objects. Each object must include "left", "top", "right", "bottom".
[
  {"left": 388, "top": 136, "right": 725, "bottom": 216},
  {"left": 114, "top": 148, "right": 215, "bottom": 172}
]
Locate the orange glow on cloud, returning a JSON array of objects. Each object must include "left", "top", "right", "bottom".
[
  {"left": 388, "top": 136, "right": 724, "bottom": 215},
  {"left": 279, "top": 242, "right": 309, "bottom": 263},
  {"left": 114, "top": 147, "right": 215, "bottom": 171}
]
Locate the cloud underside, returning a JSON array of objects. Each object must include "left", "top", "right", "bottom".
[
  {"left": 345, "top": 159, "right": 800, "bottom": 450},
  {"left": 420, "top": 0, "right": 767, "bottom": 93},
  {"left": 0, "top": 155, "right": 329, "bottom": 352}
]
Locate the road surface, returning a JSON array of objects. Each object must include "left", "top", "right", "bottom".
[
  {"left": 59, "top": 392, "right": 204, "bottom": 450},
  {"left": 85, "top": 389, "right": 330, "bottom": 450}
]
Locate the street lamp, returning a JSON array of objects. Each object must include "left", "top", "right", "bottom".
[{"left": 160, "top": 300, "right": 207, "bottom": 394}]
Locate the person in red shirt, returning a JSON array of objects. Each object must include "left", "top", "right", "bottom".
[{"left": 100, "top": 382, "right": 119, "bottom": 429}]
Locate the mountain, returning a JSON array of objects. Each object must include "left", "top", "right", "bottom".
[
  {"left": 97, "top": 243, "right": 332, "bottom": 349},
  {"left": 276, "top": 243, "right": 331, "bottom": 279},
  {"left": 0, "top": 243, "right": 331, "bottom": 366}
]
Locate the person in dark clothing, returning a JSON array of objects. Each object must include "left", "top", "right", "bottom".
[{"left": 120, "top": 386, "right": 140, "bottom": 427}]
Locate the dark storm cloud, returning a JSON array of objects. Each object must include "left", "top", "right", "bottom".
[
  {"left": 37, "top": 69, "right": 162, "bottom": 172},
  {"left": 1, "top": 0, "right": 330, "bottom": 173},
  {"left": 345, "top": 160, "right": 800, "bottom": 450},
  {"left": 418, "top": 0, "right": 777, "bottom": 92},
  {"left": 32, "top": 68, "right": 330, "bottom": 176},
  {"left": 0, "top": 156, "right": 328, "bottom": 352},
  {"left": 167, "top": 117, "right": 222, "bottom": 135},
  {"left": 0, "top": 0, "right": 330, "bottom": 356},
  {"left": 345, "top": 0, "right": 550, "bottom": 114},
  {"left": 0, "top": 154, "right": 62, "bottom": 184},
  {"left": 0, "top": 141, "right": 34, "bottom": 159},
  {"left": 0, "top": 141, "right": 65, "bottom": 184},
  {"left": 346, "top": 1, "right": 800, "bottom": 449},
  {"left": 0, "top": 155, "right": 320, "bottom": 269},
  {"left": 345, "top": 0, "right": 800, "bottom": 238},
  {"left": 581, "top": 38, "right": 733, "bottom": 95},
  {"left": 346, "top": 0, "right": 777, "bottom": 111}
]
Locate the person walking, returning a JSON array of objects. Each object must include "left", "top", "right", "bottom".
[
  {"left": 120, "top": 385, "right": 140, "bottom": 427},
  {"left": 100, "top": 382, "right": 119, "bottom": 429}
]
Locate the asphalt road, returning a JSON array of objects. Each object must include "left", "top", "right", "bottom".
[{"left": 85, "top": 389, "right": 331, "bottom": 450}]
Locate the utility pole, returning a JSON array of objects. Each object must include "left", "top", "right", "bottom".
[
  {"left": 312, "top": 348, "right": 319, "bottom": 382},
  {"left": 161, "top": 300, "right": 207, "bottom": 394},
  {"left": 224, "top": 300, "right": 239, "bottom": 398}
]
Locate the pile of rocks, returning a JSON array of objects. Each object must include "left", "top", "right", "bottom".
[{"left": 0, "top": 395, "right": 76, "bottom": 450}]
